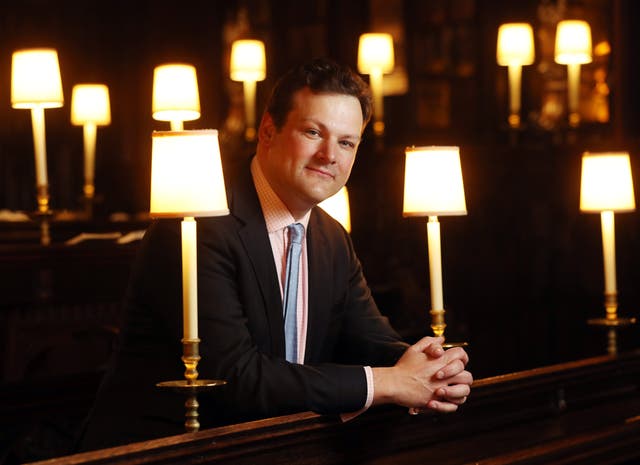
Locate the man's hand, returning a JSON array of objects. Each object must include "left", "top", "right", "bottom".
[{"left": 371, "top": 336, "right": 472, "bottom": 413}]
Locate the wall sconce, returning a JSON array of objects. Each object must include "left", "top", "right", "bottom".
[
  {"left": 580, "top": 152, "right": 636, "bottom": 354},
  {"left": 11, "top": 48, "right": 64, "bottom": 217},
  {"left": 497, "top": 23, "right": 535, "bottom": 129},
  {"left": 151, "top": 129, "right": 229, "bottom": 432},
  {"left": 230, "top": 39, "right": 266, "bottom": 142},
  {"left": 555, "top": 20, "right": 592, "bottom": 127},
  {"left": 152, "top": 63, "right": 201, "bottom": 131},
  {"left": 358, "top": 33, "right": 394, "bottom": 137},
  {"left": 403, "top": 146, "right": 467, "bottom": 346},
  {"left": 318, "top": 186, "right": 351, "bottom": 233},
  {"left": 71, "top": 84, "right": 111, "bottom": 206}
]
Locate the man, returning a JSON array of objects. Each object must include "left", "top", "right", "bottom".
[{"left": 79, "top": 58, "right": 471, "bottom": 450}]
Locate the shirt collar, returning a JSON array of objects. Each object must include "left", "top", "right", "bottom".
[{"left": 251, "top": 157, "right": 310, "bottom": 233}]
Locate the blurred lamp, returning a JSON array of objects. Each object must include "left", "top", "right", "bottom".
[
  {"left": 318, "top": 186, "right": 351, "bottom": 233},
  {"left": 555, "top": 20, "right": 592, "bottom": 127},
  {"left": 358, "top": 33, "right": 394, "bottom": 137},
  {"left": 497, "top": 23, "right": 535, "bottom": 129},
  {"left": 580, "top": 151, "right": 636, "bottom": 353},
  {"left": 71, "top": 84, "right": 111, "bottom": 201},
  {"left": 403, "top": 146, "right": 467, "bottom": 345},
  {"left": 152, "top": 63, "right": 201, "bottom": 131},
  {"left": 230, "top": 39, "right": 266, "bottom": 142},
  {"left": 11, "top": 48, "right": 64, "bottom": 215}
]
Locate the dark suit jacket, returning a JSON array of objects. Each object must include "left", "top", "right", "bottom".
[{"left": 79, "top": 157, "right": 407, "bottom": 450}]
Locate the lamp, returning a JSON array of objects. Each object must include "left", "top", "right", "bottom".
[
  {"left": 497, "top": 23, "right": 535, "bottom": 129},
  {"left": 358, "top": 33, "right": 394, "bottom": 137},
  {"left": 151, "top": 130, "right": 229, "bottom": 431},
  {"left": 11, "top": 48, "right": 64, "bottom": 218},
  {"left": 71, "top": 84, "right": 111, "bottom": 204},
  {"left": 580, "top": 151, "right": 636, "bottom": 354},
  {"left": 230, "top": 39, "right": 266, "bottom": 142},
  {"left": 152, "top": 63, "right": 201, "bottom": 131},
  {"left": 403, "top": 146, "right": 467, "bottom": 346},
  {"left": 555, "top": 20, "right": 592, "bottom": 127},
  {"left": 318, "top": 186, "right": 351, "bottom": 233}
]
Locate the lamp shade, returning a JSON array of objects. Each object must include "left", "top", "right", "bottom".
[
  {"left": 71, "top": 84, "right": 111, "bottom": 126},
  {"left": 318, "top": 186, "right": 351, "bottom": 233},
  {"left": 152, "top": 64, "right": 201, "bottom": 122},
  {"left": 357, "top": 33, "right": 395, "bottom": 74},
  {"left": 580, "top": 152, "right": 636, "bottom": 212},
  {"left": 403, "top": 146, "right": 467, "bottom": 216},
  {"left": 497, "top": 23, "right": 535, "bottom": 66},
  {"left": 150, "top": 130, "right": 229, "bottom": 217},
  {"left": 11, "top": 48, "right": 64, "bottom": 109},
  {"left": 555, "top": 20, "right": 592, "bottom": 65},
  {"left": 230, "top": 40, "right": 266, "bottom": 82}
]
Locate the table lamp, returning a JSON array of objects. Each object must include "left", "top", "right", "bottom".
[
  {"left": 358, "top": 33, "right": 394, "bottom": 137},
  {"left": 580, "top": 151, "right": 636, "bottom": 354},
  {"left": 403, "top": 146, "right": 467, "bottom": 346},
  {"left": 555, "top": 20, "right": 592, "bottom": 127},
  {"left": 230, "top": 39, "right": 266, "bottom": 142},
  {"left": 318, "top": 186, "right": 351, "bottom": 233},
  {"left": 152, "top": 63, "right": 201, "bottom": 131},
  {"left": 151, "top": 129, "right": 229, "bottom": 431},
  {"left": 11, "top": 48, "right": 64, "bottom": 217},
  {"left": 71, "top": 84, "right": 111, "bottom": 206},
  {"left": 497, "top": 23, "right": 535, "bottom": 129}
]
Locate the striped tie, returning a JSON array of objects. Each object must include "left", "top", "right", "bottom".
[{"left": 283, "top": 223, "right": 304, "bottom": 363}]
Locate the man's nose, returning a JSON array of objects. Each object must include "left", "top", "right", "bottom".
[{"left": 317, "top": 140, "right": 337, "bottom": 163}]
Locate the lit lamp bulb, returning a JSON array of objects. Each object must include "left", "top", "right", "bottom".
[
  {"left": 11, "top": 48, "right": 64, "bottom": 215},
  {"left": 555, "top": 20, "right": 592, "bottom": 127},
  {"left": 497, "top": 23, "right": 535, "bottom": 128},
  {"left": 358, "top": 33, "right": 394, "bottom": 137},
  {"left": 403, "top": 146, "right": 467, "bottom": 345},
  {"left": 230, "top": 39, "right": 266, "bottom": 142},
  {"left": 580, "top": 152, "right": 636, "bottom": 353},
  {"left": 318, "top": 186, "right": 351, "bottom": 233},
  {"left": 152, "top": 64, "right": 201, "bottom": 131},
  {"left": 71, "top": 84, "right": 111, "bottom": 200}
]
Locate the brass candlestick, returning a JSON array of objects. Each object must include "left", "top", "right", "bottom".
[
  {"left": 157, "top": 339, "right": 226, "bottom": 433},
  {"left": 588, "top": 292, "right": 636, "bottom": 356}
]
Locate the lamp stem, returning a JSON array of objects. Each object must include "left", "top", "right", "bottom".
[
  {"left": 600, "top": 210, "right": 618, "bottom": 319},
  {"left": 507, "top": 64, "right": 522, "bottom": 128},
  {"left": 181, "top": 217, "right": 199, "bottom": 341},
  {"left": 242, "top": 80, "right": 257, "bottom": 141},
  {"left": 83, "top": 123, "right": 97, "bottom": 199},
  {"left": 567, "top": 63, "right": 581, "bottom": 126},
  {"left": 427, "top": 216, "right": 445, "bottom": 338},
  {"left": 369, "top": 68, "right": 384, "bottom": 136},
  {"left": 30, "top": 107, "right": 50, "bottom": 213},
  {"left": 170, "top": 120, "right": 184, "bottom": 131}
]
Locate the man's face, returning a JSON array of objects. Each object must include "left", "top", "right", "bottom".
[{"left": 257, "top": 87, "right": 363, "bottom": 218}]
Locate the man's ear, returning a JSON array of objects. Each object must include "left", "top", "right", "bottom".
[{"left": 258, "top": 112, "right": 275, "bottom": 145}]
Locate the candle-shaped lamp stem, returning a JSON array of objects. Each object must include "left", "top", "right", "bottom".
[
  {"left": 370, "top": 68, "right": 384, "bottom": 136},
  {"left": 427, "top": 216, "right": 445, "bottom": 337},
  {"left": 30, "top": 107, "right": 50, "bottom": 213},
  {"left": 82, "top": 123, "right": 97, "bottom": 198},
  {"left": 507, "top": 64, "right": 523, "bottom": 128},
  {"left": 600, "top": 210, "right": 618, "bottom": 318},
  {"left": 567, "top": 62, "right": 582, "bottom": 127},
  {"left": 242, "top": 80, "right": 257, "bottom": 141},
  {"left": 182, "top": 216, "right": 198, "bottom": 341},
  {"left": 171, "top": 120, "right": 184, "bottom": 131}
]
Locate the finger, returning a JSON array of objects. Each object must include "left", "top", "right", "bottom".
[
  {"left": 437, "top": 384, "right": 471, "bottom": 402},
  {"left": 426, "top": 399, "right": 459, "bottom": 413},
  {"left": 435, "top": 359, "right": 465, "bottom": 380},
  {"left": 412, "top": 336, "right": 444, "bottom": 355},
  {"left": 443, "top": 346, "right": 470, "bottom": 366}
]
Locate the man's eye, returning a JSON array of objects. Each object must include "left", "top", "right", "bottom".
[
  {"left": 340, "top": 140, "right": 355, "bottom": 149},
  {"left": 306, "top": 129, "right": 320, "bottom": 137}
]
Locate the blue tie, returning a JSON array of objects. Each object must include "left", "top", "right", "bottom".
[{"left": 283, "top": 223, "right": 304, "bottom": 363}]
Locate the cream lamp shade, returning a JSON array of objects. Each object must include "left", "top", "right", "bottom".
[
  {"left": 357, "top": 33, "right": 395, "bottom": 74},
  {"left": 555, "top": 20, "right": 593, "bottom": 65},
  {"left": 497, "top": 23, "right": 535, "bottom": 66},
  {"left": 580, "top": 152, "right": 636, "bottom": 212},
  {"left": 230, "top": 40, "right": 266, "bottom": 82},
  {"left": 403, "top": 146, "right": 467, "bottom": 216},
  {"left": 152, "top": 64, "right": 201, "bottom": 123},
  {"left": 11, "top": 48, "right": 64, "bottom": 108},
  {"left": 150, "top": 130, "right": 229, "bottom": 218},
  {"left": 318, "top": 186, "right": 351, "bottom": 233},
  {"left": 71, "top": 84, "right": 111, "bottom": 125}
]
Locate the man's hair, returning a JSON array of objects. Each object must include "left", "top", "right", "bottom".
[{"left": 265, "top": 57, "right": 373, "bottom": 130}]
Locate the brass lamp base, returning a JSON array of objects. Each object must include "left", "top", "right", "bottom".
[
  {"left": 157, "top": 339, "right": 226, "bottom": 433},
  {"left": 430, "top": 308, "right": 469, "bottom": 349},
  {"left": 588, "top": 316, "right": 636, "bottom": 356}
]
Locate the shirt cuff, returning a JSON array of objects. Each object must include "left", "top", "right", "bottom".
[{"left": 340, "top": 366, "right": 373, "bottom": 422}]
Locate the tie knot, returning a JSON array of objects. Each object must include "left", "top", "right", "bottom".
[{"left": 288, "top": 223, "right": 304, "bottom": 244}]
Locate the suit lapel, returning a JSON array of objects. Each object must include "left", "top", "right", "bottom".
[{"left": 231, "top": 161, "right": 285, "bottom": 356}]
